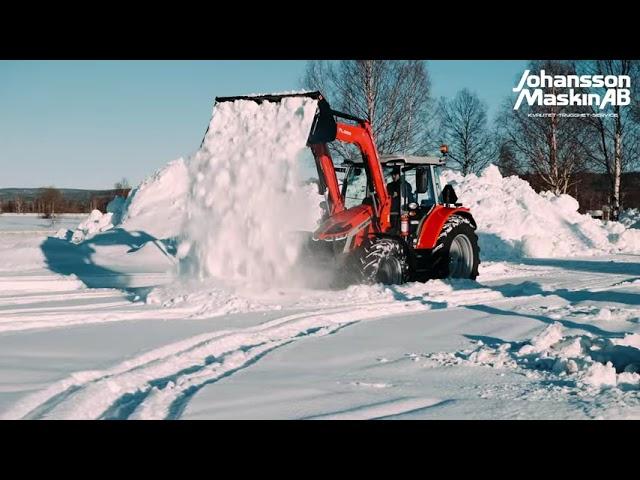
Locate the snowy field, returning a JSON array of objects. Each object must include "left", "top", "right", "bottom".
[
  {"left": 0, "top": 217, "right": 638, "bottom": 420},
  {"left": 1, "top": 96, "right": 638, "bottom": 420},
  {"left": 0, "top": 214, "right": 84, "bottom": 233}
]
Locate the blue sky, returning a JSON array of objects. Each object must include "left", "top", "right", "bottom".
[{"left": 0, "top": 60, "right": 526, "bottom": 189}]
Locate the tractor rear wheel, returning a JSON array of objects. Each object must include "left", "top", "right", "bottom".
[
  {"left": 356, "top": 237, "right": 410, "bottom": 285},
  {"left": 431, "top": 215, "right": 480, "bottom": 280}
]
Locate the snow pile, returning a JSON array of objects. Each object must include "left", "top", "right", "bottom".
[
  {"left": 70, "top": 209, "right": 114, "bottom": 243},
  {"left": 441, "top": 165, "right": 640, "bottom": 259},
  {"left": 68, "top": 158, "right": 189, "bottom": 244},
  {"left": 620, "top": 208, "right": 640, "bottom": 229},
  {"left": 177, "top": 97, "right": 321, "bottom": 287},
  {"left": 118, "top": 158, "right": 189, "bottom": 239},
  {"left": 425, "top": 323, "right": 640, "bottom": 392},
  {"left": 66, "top": 195, "right": 128, "bottom": 243},
  {"left": 543, "top": 304, "right": 640, "bottom": 323}
]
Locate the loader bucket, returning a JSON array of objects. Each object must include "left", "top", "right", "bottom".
[{"left": 214, "top": 91, "right": 337, "bottom": 144}]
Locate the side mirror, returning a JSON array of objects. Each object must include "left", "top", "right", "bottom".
[
  {"left": 416, "top": 168, "right": 429, "bottom": 194},
  {"left": 442, "top": 184, "right": 458, "bottom": 205}
]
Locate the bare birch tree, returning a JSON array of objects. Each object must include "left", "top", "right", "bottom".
[
  {"left": 578, "top": 60, "right": 640, "bottom": 220},
  {"left": 114, "top": 177, "right": 132, "bottom": 198},
  {"left": 496, "top": 140, "right": 523, "bottom": 177},
  {"left": 438, "top": 89, "right": 495, "bottom": 175},
  {"left": 302, "top": 60, "right": 434, "bottom": 158},
  {"left": 114, "top": 178, "right": 130, "bottom": 190},
  {"left": 38, "top": 187, "right": 63, "bottom": 218},
  {"left": 498, "top": 60, "right": 589, "bottom": 195}
]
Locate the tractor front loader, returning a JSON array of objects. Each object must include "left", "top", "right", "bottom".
[{"left": 214, "top": 91, "right": 480, "bottom": 285}]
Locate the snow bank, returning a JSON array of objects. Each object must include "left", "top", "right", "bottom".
[
  {"left": 441, "top": 165, "right": 640, "bottom": 259},
  {"left": 620, "top": 208, "right": 640, "bottom": 229},
  {"left": 425, "top": 323, "right": 640, "bottom": 392},
  {"left": 177, "top": 96, "right": 322, "bottom": 287},
  {"left": 118, "top": 158, "right": 189, "bottom": 238},
  {"left": 70, "top": 209, "right": 115, "bottom": 243},
  {"left": 67, "top": 158, "right": 189, "bottom": 243}
]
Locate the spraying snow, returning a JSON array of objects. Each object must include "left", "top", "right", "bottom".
[{"left": 177, "top": 97, "right": 322, "bottom": 287}]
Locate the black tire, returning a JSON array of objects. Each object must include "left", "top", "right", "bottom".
[
  {"left": 431, "top": 215, "right": 480, "bottom": 280},
  {"left": 354, "top": 237, "right": 410, "bottom": 285}
]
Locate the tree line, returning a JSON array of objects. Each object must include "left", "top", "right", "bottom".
[
  {"left": 0, "top": 179, "right": 131, "bottom": 216},
  {"left": 303, "top": 60, "right": 640, "bottom": 220}
]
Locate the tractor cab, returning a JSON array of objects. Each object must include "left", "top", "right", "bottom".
[{"left": 342, "top": 154, "right": 445, "bottom": 236}]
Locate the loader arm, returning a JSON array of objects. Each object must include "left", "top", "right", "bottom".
[
  {"left": 334, "top": 121, "right": 391, "bottom": 232},
  {"left": 213, "top": 91, "right": 390, "bottom": 231},
  {"left": 310, "top": 143, "right": 344, "bottom": 215}
]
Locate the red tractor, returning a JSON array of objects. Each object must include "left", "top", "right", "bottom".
[{"left": 215, "top": 91, "right": 480, "bottom": 285}]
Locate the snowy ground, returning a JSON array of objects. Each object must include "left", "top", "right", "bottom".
[
  {"left": 2, "top": 98, "right": 639, "bottom": 420},
  {"left": 1, "top": 216, "right": 638, "bottom": 420},
  {"left": 0, "top": 214, "right": 84, "bottom": 233}
]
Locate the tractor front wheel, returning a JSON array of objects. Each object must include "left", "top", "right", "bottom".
[
  {"left": 431, "top": 215, "right": 480, "bottom": 280},
  {"left": 356, "top": 237, "right": 410, "bottom": 285}
]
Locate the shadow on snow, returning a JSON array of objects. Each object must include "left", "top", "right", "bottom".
[{"left": 40, "top": 228, "right": 175, "bottom": 291}]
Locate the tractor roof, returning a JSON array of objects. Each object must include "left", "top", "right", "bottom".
[
  {"left": 345, "top": 154, "right": 445, "bottom": 167},
  {"left": 380, "top": 154, "right": 445, "bottom": 166}
]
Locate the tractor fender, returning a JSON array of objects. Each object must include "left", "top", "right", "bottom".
[
  {"left": 416, "top": 205, "right": 476, "bottom": 249},
  {"left": 367, "top": 232, "right": 412, "bottom": 252}
]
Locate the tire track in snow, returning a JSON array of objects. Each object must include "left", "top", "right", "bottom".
[
  {"left": 1, "top": 258, "right": 623, "bottom": 335},
  {"left": 2, "top": 303, "right": 434, "bottom": 420},
  {"left": 0, "top": 300, "right": 133, "bottom": 315},
  {"left": 69, "top": 306, "right": 414, "bottom": 420},
  {"left": 3, "top": 270, "right": 606, "bottom": 419},
  {"left": 305, "top": 397, "right": 450, "bottom": 420},
  {"left": 1, "top": 326, "right": 241, "bottom": 420},
  {"left": 127, "top": 338, "right": 298, "bottom": 420},
  {"left": 0, "top": 277, "right": 505, "bottom": 334},
  {"left": 0, "top": 291, "right": 123, "bottom": 309},
  {"left": 0, "top": 304, "right": 194, "bottom": 334},
  {"left": 111, "top": 287, "right": 575, "bottom": 420},
  {"left": 0, "top": 275, "right": 85, "bottom": 292}
]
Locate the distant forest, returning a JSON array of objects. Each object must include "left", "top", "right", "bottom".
[
  {"left": 0, "top": 186, "right": 131, "bottom": 216},
  {"left": 0, "top": 170, "right": 637, "bottom": 216},
  {"left": 524, "top": 171, "right": 640, "bottom": 213}
]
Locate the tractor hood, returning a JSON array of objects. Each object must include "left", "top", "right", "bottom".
[{"left": 313, "top": 204, "right": 373, "bottom": 241}]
